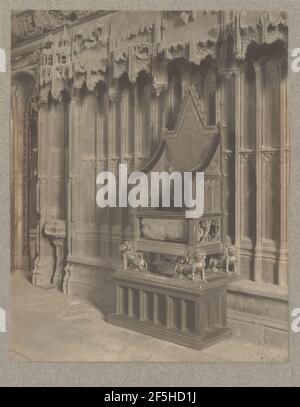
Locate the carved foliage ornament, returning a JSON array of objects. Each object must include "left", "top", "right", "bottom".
[
  {"left": 12, "top": 11, "right": 288, "bottom": 100},
  {"left": 11, "top": 10, "right": 100, "bottom": 45},
  {"left": 233, "top": 12, "right": 287, "bottom": 61},
  {"left": 33, "top": 11, "right": 222, "bottom": 100}
]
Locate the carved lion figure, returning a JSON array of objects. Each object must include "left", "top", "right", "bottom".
[
  {"left": 174, "top": 248, "right": 207, "bottom": 281},
  {"left": 119, "top": 241, "right": 148, "bottom": 271},
  {"left": 208, "top": 244, "right": 237, "bottom": 274},
  {"left": 223, "top": 245, "right": 237, "bottom": 274}
]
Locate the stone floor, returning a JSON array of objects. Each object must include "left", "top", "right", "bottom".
[{"left": 10, "top": 270, "right": 288, "bottom": 362}]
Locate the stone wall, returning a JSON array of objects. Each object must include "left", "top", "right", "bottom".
[{"left": 11, "top": 10, "right": 289, "bottom": 347}]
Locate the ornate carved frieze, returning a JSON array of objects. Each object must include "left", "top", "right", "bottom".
[
  {"left": 11, "top": 10, "right": 101, "bottom": 45},
  {"left": 13, "top": 11, "right": 220, "bottom": 100},
  {"left": 233, "top": 11, "right": 288, "bottom": 61},
  {"left": 12, "top": 11, "right": 289, "bottom": 101},
  {"left": 12, "top": 10, "right": 288, "bottom": 101},
  {"left": 11, "top": 49, "right": 41, "bottom": 77}
]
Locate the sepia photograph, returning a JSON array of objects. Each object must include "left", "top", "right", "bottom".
[{"left": 10, "top": 9, "right": 289, "bottom": 363}]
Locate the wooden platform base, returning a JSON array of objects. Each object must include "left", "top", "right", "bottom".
[{"left": 107, "top": 268, "right": 232, "bottom": 351}]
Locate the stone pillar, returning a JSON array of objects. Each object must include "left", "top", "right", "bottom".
[
  {"left": 219, "top": 70, "right": 235, "bottom": 245},
  {"left": 108, "top": 82, "right": 120, "bottom": 170},
  {"left": 151, "top": 83, "right": 167, "bottom": 147},
  {"left": 63, "top": 89, "right": 80, "bottom": 293},
  {"left": 11, "top": 74, "right": 36, "bottom": 271},
  {"left": 278, "top": 58, "right": 288, "bottom": 287},
  {"left": 33, "top": 96, "right": 67, "bottom": 288},
  {"left": 253, "top": 62, "right": 263, "bottom": 282},
  {"left": 152, "top": 57, "right": 168, "bottom": 147},
  {"left": 95, "top": 87, "right": 110, "bottom": 257},
  {"left": 134, "top": 83, "right": 141, "bottom": 169},
  {"left": 32, "top": 99, "right": 54, "bottom": 287},
  {"left": 140, "top": 81, "right": 152, "bottom": 167},
  {"left": 120, "top": 85, "right": 135, "bottom": 239},
  {"left": 233, "top": 67, "right": 242, "bottom": 273},
  {"left": 108, "top": 81, "right": 121, "bottom": 251}
]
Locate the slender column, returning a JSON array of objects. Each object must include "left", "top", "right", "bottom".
[
  {"left": 134, "top": 83, "right": 141, "bottom": 169},
  {"left": 63, "top": 89, "right": 80, "bottom": 293},
  {"left": 180, "top": 299, "right": 187, "bottom": 331},
  {"left": 32, "top": 99, "right": 54, "bottom": 287},
  {"left": 141, "top": 82, "right": 152, "bottom": 166},
  {"left": 219, "top": 71, "right": 234, "bottom": 244},
  {"left": 33, "top": 93, "right": 67, "bottom": 287},
  {"left": 128, "top": 288, "right": 134, "bottom": 318},
  {"left": 11, "top": 85, "right": 26, "bottom": 270},
  {"left": 153, "top": 293, "right": 158, "bottom": 324},
  {"left": 165, "top": 295, "right": 172, "bottom": 329},
  {"left": 120, "top": 87, "right": 129, "bottom": 162},
  {"left": 278, "top": 58, "right": 288, "bottom": 287},
  {"left": 222, "top": 293, "right": 227, "bottom": 327},
  {"left": 11, "top": 79, "right": 35, "bottom": 270},
  {"left": 108, "top": 82, "right": 121, "bottom": 241},
  {"left": 194, "top": 300, "right": 201, "bottom": 335},
  {"left": 152, "top": 56, "right": 168, "bottom": 147},
  {"left": 253, "top": 62, "right": 263, "bottom": 282},
  {"left": 139, "top": 290, "right": 144, "bottom": 322},
  {"left": 116, "top": 285, "right": 121, "bottom": 314},
  {"left": 151, "top": 86, "right": 159, "bottom": 147},
  {"left": 96, "top": 89, "right": 109, "bottom": 253},
  {"left": 108, "top": 83, "right": 120, "bottom": 169},
  {"left": 151, "top": 84, "right": 167, "bottom": 147},
  {"left": 233, "top": 67, "right": 242, "bottom": 271},
  {"left": 95, "top": 87, "right": 102, "bottom": 228},
  {"left": 120, "top": 86, "right": 135, "bottom": 239}
]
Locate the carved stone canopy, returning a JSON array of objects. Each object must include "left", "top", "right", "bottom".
[
  {"left": 12, "top": 11, "right": 288, "bottom": 102},
  {"left": 11, "top": 10, "right": 105, "bottom": 45},
  {"left": 140, "top": 85, "right": 220, "bottom": 174}
]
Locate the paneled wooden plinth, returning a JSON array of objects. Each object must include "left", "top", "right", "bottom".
[{"left": 107, "top": 268, "right": 231, "bottom": 351}]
